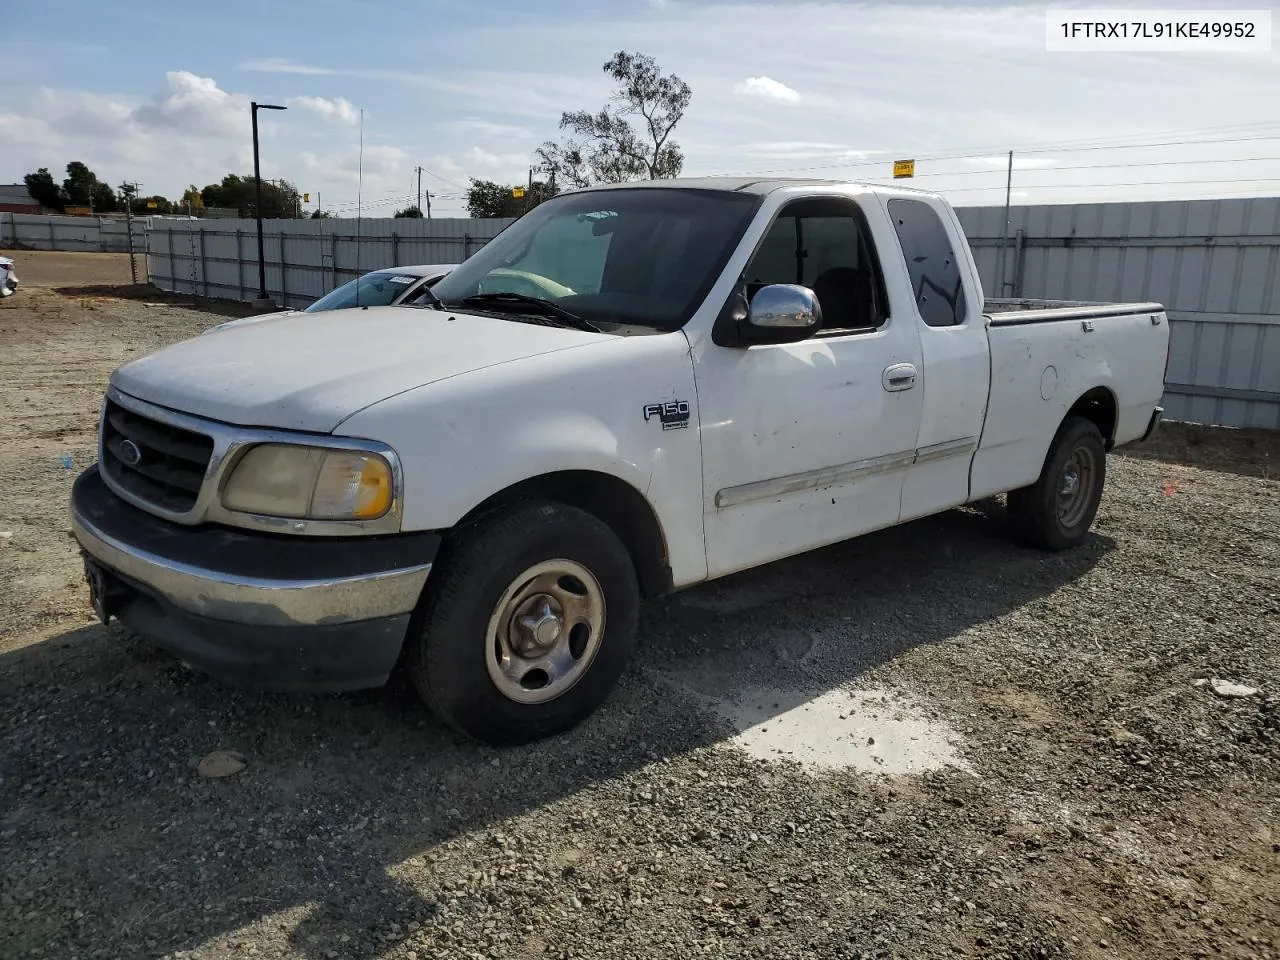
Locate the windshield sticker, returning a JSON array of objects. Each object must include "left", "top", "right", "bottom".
[{"left": 387, "top": 276, "right": 416, "bottom": 285}]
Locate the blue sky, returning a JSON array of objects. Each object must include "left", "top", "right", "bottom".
[{"left": 3, "top": 0, "right": 1279, "bottom": 216}]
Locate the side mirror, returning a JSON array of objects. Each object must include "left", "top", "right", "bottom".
[{"left": 742, "top": 284, "right": 822, "bottom": 344}]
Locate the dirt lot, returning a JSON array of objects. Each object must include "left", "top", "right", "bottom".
[{"left": 1, "top": 251, "right": 1277, "bottom": 960}]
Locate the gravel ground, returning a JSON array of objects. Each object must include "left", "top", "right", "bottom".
[{"left": 1, "top": 255, "right": 1277, "bottom": 960}]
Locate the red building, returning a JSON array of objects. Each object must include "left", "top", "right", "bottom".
[{"left": 0, "top": 185, "right": 44, "bottom": 215}]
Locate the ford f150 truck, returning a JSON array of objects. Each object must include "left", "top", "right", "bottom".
[{"left": 71, "top": 178, "right": 1169, "bottom": 745}]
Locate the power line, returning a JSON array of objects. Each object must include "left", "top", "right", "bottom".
[
  {"left": 418, "top": 166, "right": 466, "bottom": 191},
  {"left": 874, "top": 176, "right": 1280, "bottom": 194},
  {"left": 872, "top": 154, "right": 1280, "bottom": 181},
  {"left": 709, "top": 131, "right": 1280, "bottom": 178}
]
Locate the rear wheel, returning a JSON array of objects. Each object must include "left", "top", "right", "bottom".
[
  {"left": 406, "top": 501, "right": 639, "bottom": 745},
  {"left": 1007, "top": 416, "right": 1106, "bottom": 551}
]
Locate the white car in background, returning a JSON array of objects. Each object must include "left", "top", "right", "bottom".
[
  {"left": 0, "top": 256, "right": 18, "bottom": 297},
  {"left": 204, "top": 263, "right": 456, "bottom": 334}
]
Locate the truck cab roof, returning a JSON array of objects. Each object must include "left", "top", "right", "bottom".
[{"left": 570, "top": 175, "right": 938, "bottom": 198}]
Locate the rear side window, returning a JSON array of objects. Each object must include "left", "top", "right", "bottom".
[{"left": 887, "top": 198, "right": 966, "bottom": 327}]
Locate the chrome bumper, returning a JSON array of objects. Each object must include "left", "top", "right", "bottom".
[
  {"left": 72, "top": 508, "right": 431, "bottom": 627},
  {"left": 70, "top": 465, "right": 433, "bottom": 630}
]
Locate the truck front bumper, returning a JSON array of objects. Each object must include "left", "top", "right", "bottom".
[{"left": 70, "top": 466, "right": 438, "bottom": 691}]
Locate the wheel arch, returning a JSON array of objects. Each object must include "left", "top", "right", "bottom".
[
  {"left": 455, "top": 470, "right": 673, "bottom": 598},
  {"left": 1064, "top": 385, "right": 1118, "bottom": 449}
]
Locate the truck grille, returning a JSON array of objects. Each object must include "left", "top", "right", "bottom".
[{"left": 100, "top": 399, "right": 214, "bottom": 513}]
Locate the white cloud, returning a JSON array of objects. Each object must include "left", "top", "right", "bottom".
[
  {"left": 464, "top": 146, "right": 530, "bottom": 170},
  {"left": 734, "top": 76, "right": 802, "bottom": 104},
  {"left": 451, "top": 118, "right": 535, "bottom": 140},
  {"left": 239, "top": 58, "right": 335, "bottom": 76},
  {"left": 131, "top": 71, "right": 247, "bottom": 136},
  {"left": 289, "top": 96, "right": 359, "bottom": 125}
]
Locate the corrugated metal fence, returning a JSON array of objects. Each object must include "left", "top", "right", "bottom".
[
  {"left": 143, "top": 198, "right": 1279, "bottom": 430},
  {"left": 957, "top": 198, "right": 1280, "bottom": 430},
  {"left": 1, "top": 212, "right": 148, "bottom": 254},
  {"left": 147, "top": 217, "right": 515, "bottom": 309}
]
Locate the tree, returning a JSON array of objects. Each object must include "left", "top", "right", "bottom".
[
  {"left": 180, "top": 185, "right": 206, "bottom": 216},
  {"left": 534, "top": 141, "right": 591, "bottom": 190},
  {"left": 394, "top": 206, "right": 424, "bottom": 218},
  {"left": 91, "top": 182, "right": 118, "bottom": 214},
  {"left": 131, "top": 195, "right": 173, "bottom": 215},
  {"left": 539, "top": 51, "right": 691, "bottom": 186},
  {"left": 465, "top": 179, "right": 557, "bottom": 218},
  {"left": 310, "top": 209, "right": 333, "bottom": 219},
  {"left": 62, "top": 161, "right": 99, "bottom": 206},
  {"left": 23, "top": 168, "right": 64, "bottom": 211},
  {"left": 197, "top": 174, "right": 301, "bottom": 218}
]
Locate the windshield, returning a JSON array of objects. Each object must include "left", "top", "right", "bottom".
[
  {"left": 430, "top": 188, "right": 761, "bottom": 331},
  {"left": 304, "top": 271, "right": 421, "bottom": 312}
]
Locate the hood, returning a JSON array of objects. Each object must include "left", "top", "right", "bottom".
[
  {"left": 202, "top": 310, "right": 304, "bottom": 335},
  {"left": 112, "top": 306, "right": 608, "bottom": 433}
]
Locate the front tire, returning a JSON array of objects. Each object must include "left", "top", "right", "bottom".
[
  {"left": 1007, "top": 416, "right": 1106, "bottom": 551},
  {"left": 406, "top": 501, "right": 639, "bottom": 745}
]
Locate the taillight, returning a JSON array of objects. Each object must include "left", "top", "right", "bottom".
[{"left": 1163, "top": 319, "right": 1172, "bottom": 381}]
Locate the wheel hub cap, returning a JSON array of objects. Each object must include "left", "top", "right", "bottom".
[
  {"left": 485, "top": 559, "right": 607, "bottom": 705},
  {"left": 516, "top": 596, "right": 562, "bottom": 655},
  {"left": 1056, "top": 446, "right": 1097, "bottom": 528}
]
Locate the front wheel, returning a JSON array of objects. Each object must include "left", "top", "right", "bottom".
[
  {"left": 1007, "top": 416, "right": 1106, "bottom": 551},
  {"left": 406, "top": 501, "right": 639, "bottom": 745}
]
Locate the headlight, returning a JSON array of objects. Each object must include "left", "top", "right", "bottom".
[{"left": 221, "top": 444, "right": 394, "bottom": 520}]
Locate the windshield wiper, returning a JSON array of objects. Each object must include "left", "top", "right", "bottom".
[{"left": 453, "top": 293, "right": 600, "bottom": 332}]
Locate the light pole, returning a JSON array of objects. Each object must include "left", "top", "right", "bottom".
[{"left": 251, "top": 101, "right": 287, "bottom": 307}]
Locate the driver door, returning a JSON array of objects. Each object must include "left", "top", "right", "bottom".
[{"left": 691, "top": 195, "right": 925, "bottom": 578}]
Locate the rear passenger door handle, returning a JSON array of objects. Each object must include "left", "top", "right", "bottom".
[{"left": 882, "top": 363, "right": 918, "bottom": 392}]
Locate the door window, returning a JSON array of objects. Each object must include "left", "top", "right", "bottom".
[
  {"left": 887, "top": 198, "right": 967, "bottom": 327},
  {"left": 744, "top": 198, "right": 887, "bottom": 333}
]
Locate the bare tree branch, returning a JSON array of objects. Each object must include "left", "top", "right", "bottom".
[{"left": 538, "top": 50, "right": 691, "bottom": 186}]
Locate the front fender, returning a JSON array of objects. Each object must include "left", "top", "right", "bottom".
[{"left": 335, "top": 332, "right": 710, "bottom": 587}]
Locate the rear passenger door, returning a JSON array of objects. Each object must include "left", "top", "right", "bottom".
[{"left": 885, "top": 196, "right": 991, "bottom": 521}]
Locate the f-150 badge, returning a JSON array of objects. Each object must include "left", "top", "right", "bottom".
[{"left": 643, "top": 400, "right": 690, "bottom": 431}]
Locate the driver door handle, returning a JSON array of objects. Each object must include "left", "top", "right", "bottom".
[{"left": 882, "top": 363, "right": 918, "bottom": 392}]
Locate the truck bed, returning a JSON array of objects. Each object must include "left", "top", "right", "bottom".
[
  {"left": 985, "top": 298, "right": 1164, "bottom": 325},
  {"left": 969, "top": 297, "right": 1170, "bottom": 503}
]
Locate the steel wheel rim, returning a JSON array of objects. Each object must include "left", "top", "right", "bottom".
[
  {"left": 1057, "top": 444, "right": 1098, "bottom": 528},
  {"left": 484, "top": 559, "right": 606, "bottom": 705}
]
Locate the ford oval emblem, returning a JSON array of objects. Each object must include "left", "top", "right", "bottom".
[{"left": 118, "top": 439, "right": 142, "bottom": 467}]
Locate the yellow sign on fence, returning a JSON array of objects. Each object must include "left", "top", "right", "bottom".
[
  {"left": 511, "top": 186, "right": 526, "bottom": 199},
  {"left": 146, "top": 200, "right": 158, "bottom": 209},
  {"left": 893, "top": 159, "right": 916, "bottom": 179}
]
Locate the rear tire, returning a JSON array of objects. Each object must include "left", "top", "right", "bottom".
[
  {"left": 1007, "top": 416, "right": 1106, "bottom": 551},
  {"left": 406, "top": 500, "right": 639, "bottom": 745}
]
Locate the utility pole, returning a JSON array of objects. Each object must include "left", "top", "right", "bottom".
[
  {"left": 998, "top": 150, "right": 1013, "bottom": 297},
  {"left": 416, "top": 165, "right": 422, "bottom": 214},
  {"left": 119, "top": 182, "right": 138, "bottom": 284}
]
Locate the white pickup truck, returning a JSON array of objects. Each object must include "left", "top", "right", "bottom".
[{"left": 71, "top": 178, "right": 1169, "bottom": 744}]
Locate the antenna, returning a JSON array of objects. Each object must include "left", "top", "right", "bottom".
[{"left": 355, "top": 107, "right": 364, "bottom": 307}]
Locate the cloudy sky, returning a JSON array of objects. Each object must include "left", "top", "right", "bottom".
[{"left": 2, "top": 0, "right": 1279, "bottom": 216}]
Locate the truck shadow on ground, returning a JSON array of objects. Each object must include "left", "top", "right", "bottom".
[
  {"left": 54, "top": 284, "right": 260, "bottom": 319},
  {"left": 0, "top": 502, "right": 1113, "bottom": 959}
]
